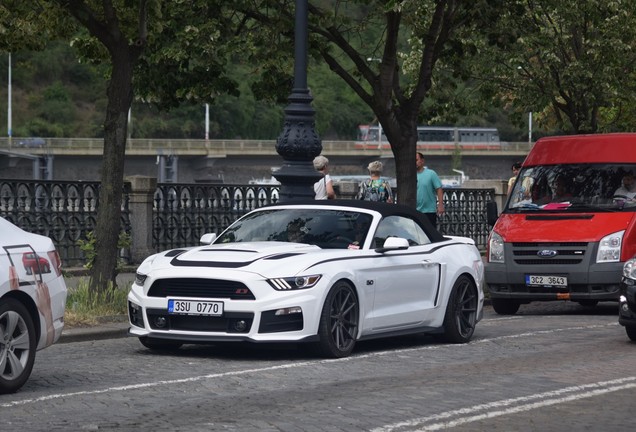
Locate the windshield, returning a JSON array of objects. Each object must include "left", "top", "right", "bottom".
[
  {"left": 215, "top": 208, "right": 373, "bottom": 249},
  {"left": 507, "top": 163, "right": 636, "bottom": 211}
]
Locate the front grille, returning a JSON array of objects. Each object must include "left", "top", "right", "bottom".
[
  {"left": 148, "top": 278, "right": 255, "bottom": 300},
  {"left": 511, "top": 242, "right": 589, "bottom": 266},
  {"left": 514, "top": 259, "right": 582, "bottom": 265},
  {"left": 512, "top": 242, "right": 588, "bottom": 247}
]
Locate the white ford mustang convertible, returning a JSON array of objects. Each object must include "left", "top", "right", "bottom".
[{"left": 128, "top": 200, "right": 484, "bottom": 358}]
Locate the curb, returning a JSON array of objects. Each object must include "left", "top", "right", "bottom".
[{"left": 59, "top": 321, "right": 130, "bottom": 344}]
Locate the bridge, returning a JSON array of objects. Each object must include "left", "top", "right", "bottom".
[{"left": 0, "top": 138, "right": 532, "bottom": 183}]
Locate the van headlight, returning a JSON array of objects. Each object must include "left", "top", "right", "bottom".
[
  {"left": 488, "top": 231, "right": 505, "bottom": 263},
  {"left": 596, "top": 230, "right": 624, "bottom": 263},
  {"left": 623, "top": 257, "right": 636, "bottom": 279}
]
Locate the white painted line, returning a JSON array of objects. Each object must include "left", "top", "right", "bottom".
[
  {"left": 0, "top": 322, "right": 618, "bottom": 408},
  {"left": 371, "top": 377, "right": 636, "bottom": 431}
]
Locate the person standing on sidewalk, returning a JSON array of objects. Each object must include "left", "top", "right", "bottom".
[
  {"left": 508, "top": 162, "right": 522, "bottom": 196},
  {"left": 356, "top": 160, "right": 394, "bottom": 203},
  {"left": 416, "top": 152, "right": 444, "bottom": 227},
  {"left": 313, "top": 155, "right": 336, "bottom": 200}
]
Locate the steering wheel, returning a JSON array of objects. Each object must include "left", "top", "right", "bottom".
[{"left": 613, "top": 194, "right": 630, "bottom": 200}]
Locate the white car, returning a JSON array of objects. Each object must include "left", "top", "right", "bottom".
[
  {"left": 0, "top": 217, "right": 67, "bottom": 393},
  {"left": 128, "top": 201, "right": 484, "bottom": 358}
]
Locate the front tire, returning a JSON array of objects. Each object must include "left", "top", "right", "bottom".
[
  {"left": 626, "top": 326, "right": 636, "bottom": 342},
  {"left": 491, "top": 298, "right": 520, "bottom": 315},
  {"left": 315, "top": 281, "right": 359, "bottom": 358},
  {"left": 139, "top": 336, "right": 182, "bottom": 351},
  {"left": 0, "top": 298, "right": 37, "bottom": 394},
  {"left": 442, "top": 275, "right": 479, "bottom": 343}
]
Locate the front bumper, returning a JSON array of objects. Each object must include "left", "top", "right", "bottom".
[
  {"left": 485, "top": 261, "right": 622, "bottom": 301},
  {"left": 619, "top": 278, "right": 636, "bottom": 327},
  {"left": 127, "top": 278, "right": 324, "bottom": 344}
]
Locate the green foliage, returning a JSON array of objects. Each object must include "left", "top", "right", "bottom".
[
  {"left": 467, "top": 0, "right": 636, "bottom": 134},
  {"left": 65, "top": 278, "right": 128, "bottom": 326},
  {"left": 77, "top": 231, "right": 132, "bottom": 271}
]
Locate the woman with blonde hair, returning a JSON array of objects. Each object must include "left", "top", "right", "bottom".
[
  {"left": 357, "top": 160, "right": 394, "bottom": 203},
  {"left": 313, "top": 155, "right": 336, "bottom": 200}
]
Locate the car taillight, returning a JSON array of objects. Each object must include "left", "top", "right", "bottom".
[{"left": 48, "top": 250, "right": 62, "bottom": 277}]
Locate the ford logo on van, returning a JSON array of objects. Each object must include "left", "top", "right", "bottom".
[{"left": 538, "top": 250, "right": 558, "bottom": 258}]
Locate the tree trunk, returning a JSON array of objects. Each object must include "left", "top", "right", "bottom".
[{"left": 89, "top": 51, "right": 134, "bottom": 292}]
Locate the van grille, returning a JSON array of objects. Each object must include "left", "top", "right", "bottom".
[{"left": 511, "top": 242, "right": 588, "bottom": 266}]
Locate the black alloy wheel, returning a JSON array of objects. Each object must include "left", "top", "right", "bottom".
[
  {"left": 442, "top": 275, "right": 478, "bottom": 343},
  {"left": 316, "top": 281, "right": 359, "bottom": 358}
]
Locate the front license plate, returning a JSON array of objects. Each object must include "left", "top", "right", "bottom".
[
  {"left": 168, "top": 299, "right": 224, "bottom": 316},
  {"left": 525, "top": 275, "right": 568, "bottom": 287}
]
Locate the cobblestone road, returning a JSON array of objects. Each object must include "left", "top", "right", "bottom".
[{"left": 1, "top": 302, "right": 632, "bottom": 432}]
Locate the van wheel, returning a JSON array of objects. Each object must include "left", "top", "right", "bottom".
[
  {"left": 491, "top": 298, "right": 520, "bottom": 315},
  {"left": 626, "top": 326, "right": 636, "bottom": 342},
  {"left": 0, "top": 298, "right": 37, "bottom": 394}
]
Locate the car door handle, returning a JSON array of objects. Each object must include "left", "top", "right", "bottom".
[{"left": 421, "top": 261, "right": 438, "bottom": 269}]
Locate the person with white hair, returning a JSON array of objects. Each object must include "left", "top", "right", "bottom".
[
  {"left": 313, "top": 155, "right": 336, "bottom": 200},
  {"left": 356, "top": 160, "right": 394, "bottom": 203}
]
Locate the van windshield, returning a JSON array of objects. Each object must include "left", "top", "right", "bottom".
[{"left": 506, "top": 163, "right": 636, "bottom": 211}]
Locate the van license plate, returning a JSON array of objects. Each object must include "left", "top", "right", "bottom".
[
  {"left": 168, "top": 299, "right": 223, "bottom": 316},
  {"left": 525, "top": 275, "right": 567, "bottom": 287}
]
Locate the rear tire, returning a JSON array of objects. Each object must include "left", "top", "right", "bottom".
[
  {"left": 315, "top": 281, "right": 359, "bottom": 358},
  {"left": 0, "top": 298, "right": 37, "bottom": 394},
  {"left": 139, "top": 336, "right": 182, "bottom": 351},
  {"left": 491, "top": 298, "right": 520, "bottom": 315},
  {"left": 626, "top": 326, "right": 636, "bottom": 342},
  {"left": 441, "top": 275, "right": 478, "bottom": 343}
]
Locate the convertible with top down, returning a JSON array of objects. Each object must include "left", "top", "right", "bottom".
[{"left": 127, "top": 200, "right": 484, "bottom": 358}]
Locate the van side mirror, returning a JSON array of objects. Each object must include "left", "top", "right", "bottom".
[{"left": 486, "top": 201, "right": 499, "bottom": 226}]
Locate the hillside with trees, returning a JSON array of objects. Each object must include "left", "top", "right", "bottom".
[{"left": 0, "top": 40, "right": 529, "bottom": 141}]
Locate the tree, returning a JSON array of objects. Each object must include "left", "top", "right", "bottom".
[
  {"left": 471, "top": 0, "right": 636, "bottom": 134},
  {"left": 239, "top": 0, "right": 498, "bottom": 206},
  {"left": 1, "top": 1, "right": 237, "bottom": 290}
]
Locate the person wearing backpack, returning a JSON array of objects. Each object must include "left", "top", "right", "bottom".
[{"left": 357, "top": 160, "right": 394, "bottom": 203}]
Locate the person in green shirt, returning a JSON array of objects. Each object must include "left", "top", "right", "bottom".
[{"left": 416, "top": 152, "right": 444, "bottom": 227}]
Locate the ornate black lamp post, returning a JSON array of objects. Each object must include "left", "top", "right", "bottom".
[{"left": 273, "top": 0, "right": 322, "bottom": 201}]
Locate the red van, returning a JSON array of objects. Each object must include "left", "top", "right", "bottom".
[{"left": 485, "top": 134, "right": 636, "bottom": 314}]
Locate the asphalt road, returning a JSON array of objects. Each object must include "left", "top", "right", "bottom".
[{"left": 1, "top": 301, "right": 633, "bottom": 432}]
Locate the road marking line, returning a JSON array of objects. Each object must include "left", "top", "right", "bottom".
[
  {"left": 371, "top": 377, "right": 636, "bottom": 431},
  {"left": 0, "top": 322, "right": 618, "bottom": 408}
]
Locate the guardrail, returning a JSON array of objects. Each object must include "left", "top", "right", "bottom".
[{"left": 0, "top": 137, "right": 533, "bottom": 156}]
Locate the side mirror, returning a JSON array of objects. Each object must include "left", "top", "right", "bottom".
[
  {"left": 375, "top": 237, "right": 409, "bottom": 253},
  {"left": 486, "top": 201, "right": 499, "bottom": 227},
  {"left": 200, "top": 233, "right": 217, "bottom": 245}
]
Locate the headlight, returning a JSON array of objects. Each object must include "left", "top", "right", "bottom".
[
  {"left": 488, "top": 231, "right": 505, "bottom": 263},
  {"left": 268, "top": 275, "right": 322, "bottom": 291},
  {"left": 623, "top": 257, "right": 636, "bottom": 279},
  {"left": 135, "top": 273, "right": 148, "bottom": 286},
  {"left": 134, "top": 254, "right": 159, "bottom": 285},
  {"left": 596, "top": 230, "right": 624, "bottom": 263}
]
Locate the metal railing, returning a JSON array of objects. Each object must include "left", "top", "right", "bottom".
[
  {"left": 0, "top": 137, "right": 533, "bottom": 156},
  {"left": 0, "top": 180, "right": 131, "bottom": 267},
  {"left": 0, "top": 179, "right": 494, "bottom": 267}
]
